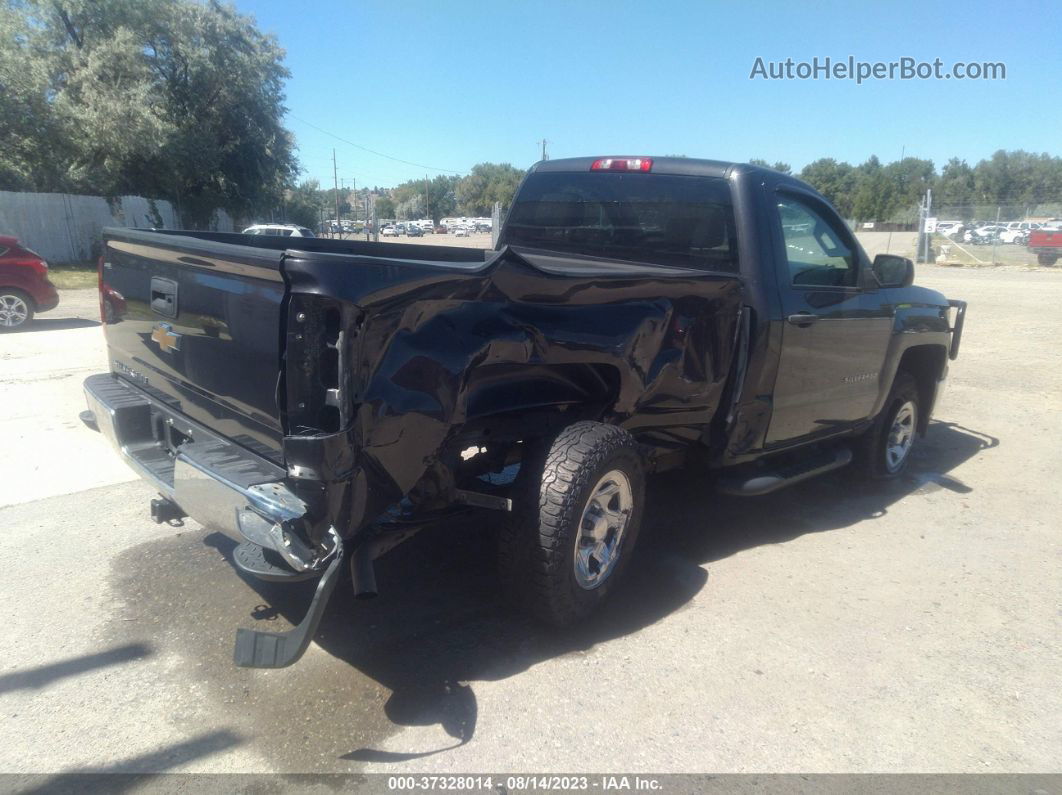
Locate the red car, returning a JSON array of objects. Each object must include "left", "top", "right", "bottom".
[{"left": 0, "top": 236, "right": 59, "bottom": 330}]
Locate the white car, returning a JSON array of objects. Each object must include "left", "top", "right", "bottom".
[
  {"left": 453, "top": 226, "right": 469, "bottom": 237},
  {"left": 242, "top": 224, "right": 315, "bottom": 238},
  {"left": 1004, "top": 221, "right": 1039, "bottom": 233},
  {"left": 381, "top": 226, "right": 399, "bottom": 237}
]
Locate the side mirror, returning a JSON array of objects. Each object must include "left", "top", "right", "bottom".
[{"left": 872, "top": 254, "right": 914, "bottom": 288}]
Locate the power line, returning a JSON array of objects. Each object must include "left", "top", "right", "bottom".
[{"left": 290, "top": 114, "right": 462, "bottom": 174}]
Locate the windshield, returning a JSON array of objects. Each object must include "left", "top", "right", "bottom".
[{"left": 503, "top": 171, "right": 738, "bottom": 271}]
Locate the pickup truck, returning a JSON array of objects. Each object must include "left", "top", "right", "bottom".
[
  {"left": 82, "top": 156, "right": 966, "bottom": 668},
  {"left": 1028, "top": 227, "right": 1061, "bottom": 266}
]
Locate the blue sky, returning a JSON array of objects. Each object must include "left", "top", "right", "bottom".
[{"left": 238, "top": 0, "right": 1061, "bottom": 188}]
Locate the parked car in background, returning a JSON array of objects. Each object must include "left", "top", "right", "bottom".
[
  {"left": 0, "top": 236, "right": 59, "bottom": 331},
  {"left": 381, "top": 226, "right": 398, "bottom": 237},
  {"left": 242, "top": 224, "right": 315, "bottom": 238},
  {"left": 454, "top": 226, "right": 469, "bottom": 237},
  {"left": 434, "top": 225, "right": 447, "bottom": 234},
  {"left": 1005, "top": 222, "right": 1040, "bottom": 233},
  {"left": 966, "top": 225, "right": 1006, "bottom": 244},
  {"left": 406, "top": 225, "right": 424, "bottom": 237}
]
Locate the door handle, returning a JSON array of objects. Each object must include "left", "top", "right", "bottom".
[{"left": 787, "top": 312, "right": 819, "bottom": 326}]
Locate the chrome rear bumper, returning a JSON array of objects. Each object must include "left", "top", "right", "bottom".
[{"left": 83, "top": 373, "right": 334, "bottom": 572}]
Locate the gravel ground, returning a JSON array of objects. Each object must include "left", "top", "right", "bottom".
[{"left": 0, "top": 262, "right": 1058, "bottom": 775}]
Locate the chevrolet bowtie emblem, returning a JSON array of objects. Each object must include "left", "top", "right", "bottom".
[{"left": 151, "top": 322, "right": 182, "bottom": 353}]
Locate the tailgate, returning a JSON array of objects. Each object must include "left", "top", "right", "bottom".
[
  {"left": 1029, "top": 229, "right": 1062, "bottom": 248},
  {"left": 101, "top": 228, "right": 287, "bottom": 462}
]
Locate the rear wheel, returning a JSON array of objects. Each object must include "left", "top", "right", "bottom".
[
  {"left": 1037, "top": 253, "right": 1058, "bottom": 266},
  {"left": 0, "top": 290, "right": 33, "bottom": 331},
  {"left": 498, "top": 421, "right": 645, "bottom": 627},
  {"left": 855, "top": 372, "right": 920, "bottom": 479}
]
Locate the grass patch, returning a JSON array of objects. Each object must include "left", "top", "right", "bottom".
[{"left": 48, "top": 265, "right": 97, "bottom": 290}]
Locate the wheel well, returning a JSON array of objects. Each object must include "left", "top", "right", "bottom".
[
  {"left": 0, "top": 286, "right": 33, "bottom": 305},
  {"left": 896, "top": 345, "right": 947, "bottom": 432}
]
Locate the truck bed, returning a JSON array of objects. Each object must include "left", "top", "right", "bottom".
[{"left": 100, "top": 227, "right": 743, "bottom": 538}]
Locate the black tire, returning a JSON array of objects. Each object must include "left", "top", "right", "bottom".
[
  {"left": 855, "top": 371, "right": 920, "bottom": 479},
  {"left": 498, "top": 421, "right": 646, "bottom": 627},
  {"left": 1037, "top": 253, "right": 1058, "bottom": 267},
  {"left": 0, "top": 289, "right": 34, "bottom": 331}
]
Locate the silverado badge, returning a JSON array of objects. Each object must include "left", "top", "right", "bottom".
[{"left": 151, "top": 322, "right": 182, "bottom": 353}]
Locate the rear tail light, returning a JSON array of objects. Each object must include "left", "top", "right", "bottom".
[
  {"left": 590, "top": 157, "right": 653, "bottom": 172},
  {"left": 285, "top": 297, "right": 362, "bottom": 435}
]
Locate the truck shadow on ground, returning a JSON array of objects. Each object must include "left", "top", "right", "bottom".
[
  {"left": 650, "top": 420, "right": 998, "bottom": 566},
  {"left": 211, "top": 418, "right": 996, "bottom": 765},
  {"left": 9, "top": 317, "right": 100, "bottom": 332}
]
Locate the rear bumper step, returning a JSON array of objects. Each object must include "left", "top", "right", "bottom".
[
  {"left": 83, "top": 372, "right": 333, "bottom": 575},
  {"left": 233, "top": 541, "right": 318, "bottom": 582}
]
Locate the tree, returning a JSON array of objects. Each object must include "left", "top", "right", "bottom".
[
  {"left": 285, "top": 179, "right": 323, "bottom": 228},
  {"left": 749, "top": 159, "right": 792, "bottom": 176},
  {"left": 799, "top": 158, "right": 856, "bottom": 217},
  {"left": 390, "top": 175, "right": 459, "bottom": 222},
  {"left": 850, "top": 156, "right": 897, "bottom": 222},
  {"left": 935, "top": 158, "right": 976, "bottom": 219},
  {"left": 0, "top": 3, "right": 74, "bottom": 190},
  {"left": 455, "top": 162, "right": 525, "bottom": 216},
  {"left": 374, "top": 195, "right": 396, "bottom": 219},
  {"left": 882, "top": 157, "right": 935, "bottom": 222},
  {"left": 0, "top": 0, "right": 298, "bottom": 227}
]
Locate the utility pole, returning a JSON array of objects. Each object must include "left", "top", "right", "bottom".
[
  {"left": 923, "top": 188, "right": 932, "bottom": 264},
  {"left": 992, "top": 204, "right": 1001, "bottom": 265},
  {"left": 332, "top": 148, "right": 341, "bottom": 238},
  {"left": 539, "top": 138, "right": 549, "bottom": 161},
  {"left": 425, "top": 174, "right": 430, "bottom": 222}
]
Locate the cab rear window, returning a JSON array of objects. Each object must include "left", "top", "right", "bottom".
[{"left": 504, "top": 172, "right": 738, "bottom": 271}]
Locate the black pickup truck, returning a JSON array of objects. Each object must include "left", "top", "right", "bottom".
[{"left": 83, "top": 156, "right": 966, "bottom": 667}]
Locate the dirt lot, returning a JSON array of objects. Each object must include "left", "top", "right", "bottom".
[{"left": 0, "top": 262, "right": 1059, "bottom": 775}]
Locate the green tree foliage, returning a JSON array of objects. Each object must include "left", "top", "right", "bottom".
[
  {"left": 749, "top": 159, "right": 792, "bottom": 176},
  {"left": 390, "top": 175, "right": 459, "bottom": 222},
  {"left": 934, "top": 158, "right": 976, "bottom": 218},
  {"left": 791, "top": 150, "right": 1062, "bottom": 222},
  {"left": 0, "top": 0, "right": 297, "bottom": 226},
  {"left": 285, "top": 179, "right": 323, "bottom": 229},
  {"left": 455, "top": 162, "right": 525, "bottom": 216},
  {"left": 374, "top": 195, "right": 396, "bottom": 219},
  {"left": 798, "top": 158, "right": 856, "bottom": 217}
]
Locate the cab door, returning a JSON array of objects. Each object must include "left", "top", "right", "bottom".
[{"left": 764, "top": 190, "right": 892, "bottom": 446}]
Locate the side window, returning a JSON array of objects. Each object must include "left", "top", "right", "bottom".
[{"left": 777, "top": 196, "right": 857, "bottom": 287}]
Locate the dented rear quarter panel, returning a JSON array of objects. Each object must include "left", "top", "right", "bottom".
[{"left": 282, "top": 247, "right": 743, "bottom": 539}]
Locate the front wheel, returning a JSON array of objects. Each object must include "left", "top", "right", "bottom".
[
  {"left": 498, "top": 421, "right": 646, "bottom": 627},
  {"left": 1038, "top": 253, "right": 1059, "bottom": 266},
  {"left": 855, "top": 371, "right": 920, "bottom": 479}
]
